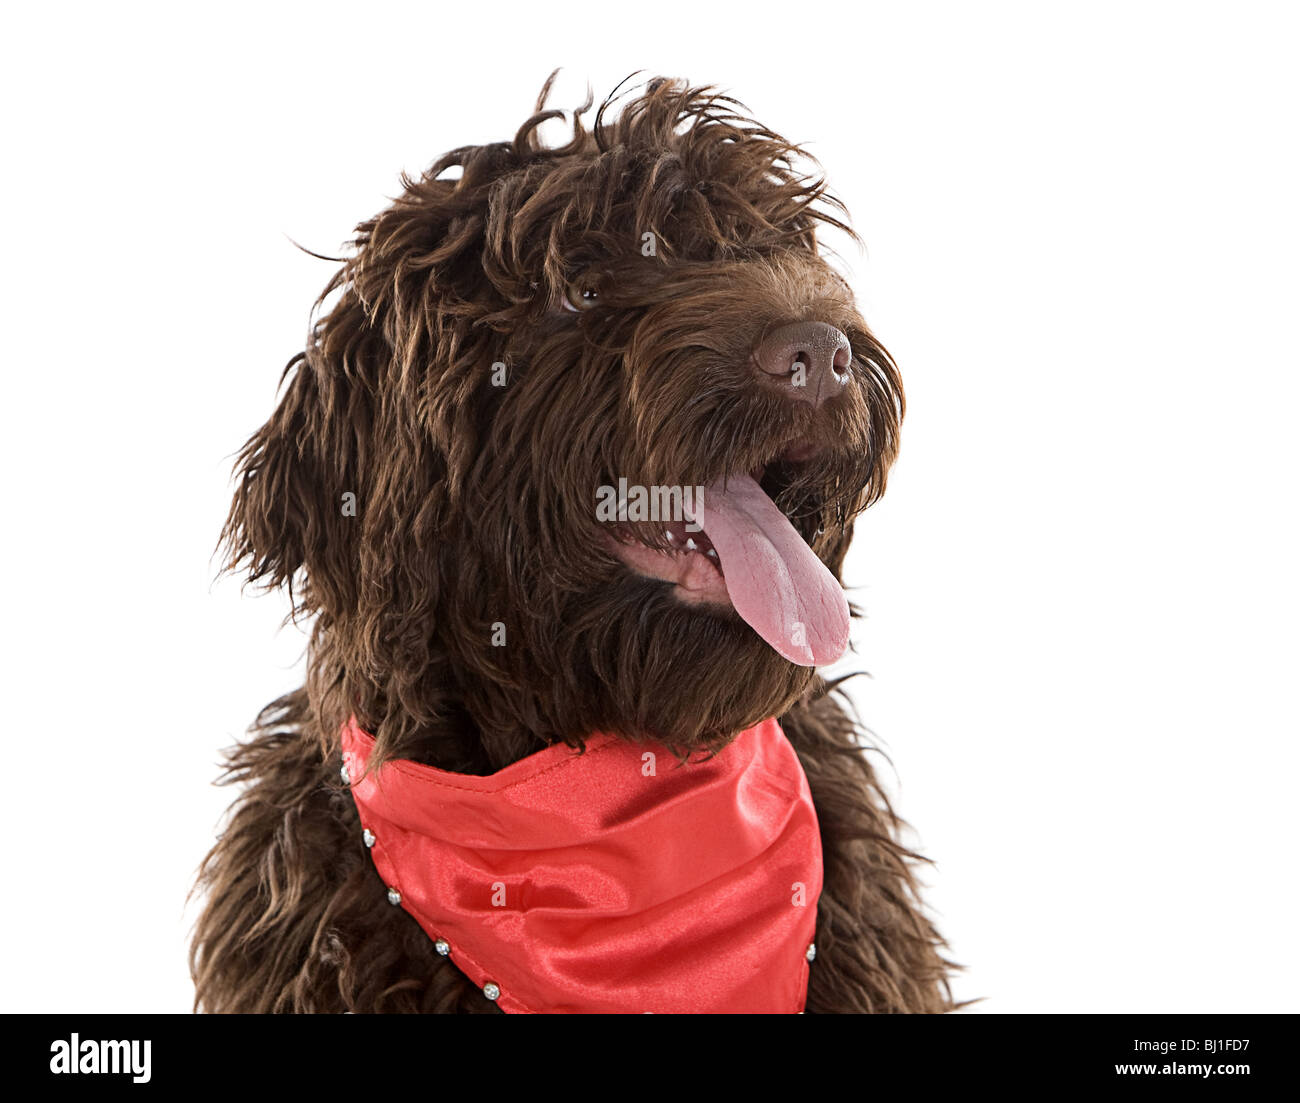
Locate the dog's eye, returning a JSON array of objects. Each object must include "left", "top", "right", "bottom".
[{"left": 562, "top": 284, "right": 600, "bottom": 312}]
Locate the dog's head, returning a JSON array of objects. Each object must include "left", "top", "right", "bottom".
[{"left": 225, "top": 76, "right": 903, "bottom": 771}]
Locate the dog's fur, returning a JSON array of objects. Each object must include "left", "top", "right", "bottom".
[{"left": 191, "top": 76, "right": 956, "bottom": 1013}]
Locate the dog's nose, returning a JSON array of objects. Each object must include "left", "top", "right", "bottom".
[{"left": 751, "top": 322, "right": 853, "bottom": 408}]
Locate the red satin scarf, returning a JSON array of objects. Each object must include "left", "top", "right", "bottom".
[{"left": 341, "top": 715, "right": 822, "bottom": 1014}]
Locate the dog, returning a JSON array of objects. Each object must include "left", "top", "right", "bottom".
[{"left": 191, "top": 75, "right": 956, "bottom": 1013}]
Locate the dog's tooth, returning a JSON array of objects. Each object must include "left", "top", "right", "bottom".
[
  {"left": 665, "top": 531, "right": 675, "bottom": 542},
  {"left": 685, "top": 537, "right": 698, "bottom": 551},
  {"left": 706, "top": 548, "right": 717, "bottom": 559}
]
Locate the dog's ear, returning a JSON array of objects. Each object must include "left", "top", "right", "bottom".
[{"left": 221, "top": 308, "right": 373, "bottom": 618}]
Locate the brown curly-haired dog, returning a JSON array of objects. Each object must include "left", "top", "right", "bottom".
[{"left": 192, "top": 75, "right": 956, "bottom": 1013}]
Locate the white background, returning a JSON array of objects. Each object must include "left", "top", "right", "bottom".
[{"left": 2, "top": 2, "right": 1296, "bottom": 1013}]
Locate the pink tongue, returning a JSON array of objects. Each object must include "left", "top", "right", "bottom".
[{"left": 686, "top": 474, "right": 849, "bottom": 666}]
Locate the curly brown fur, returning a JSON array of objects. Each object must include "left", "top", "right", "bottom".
[{"left": 192, "top": 74, "right": 957, "bottom": 1013}]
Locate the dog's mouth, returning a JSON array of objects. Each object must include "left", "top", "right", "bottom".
[{"left": 601, "top": 442, "right": 851, "bottom": 668}]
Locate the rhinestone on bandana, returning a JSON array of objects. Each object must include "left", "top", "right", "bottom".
[
  {"left": 434, "top": 939, "right": 450, "bottom": 956},
  {"left": 362, "top": 828, "right": 375, "bottom": 848},
  {"left": 483, "top": 982, "right": 501, "bottom": 1001},
  {"left": 386, "top": 888, "right": 401, "bottom": 906},
  {"left": 340, "top": 762, "right": 351, "bottom": 785},
  {"left": 806, "top": 942, "right": 817, "bottom": 963}
]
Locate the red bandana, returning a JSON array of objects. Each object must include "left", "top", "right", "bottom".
[{"left": 341, "top": 716, "right": 822, "bottom": 1013}]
